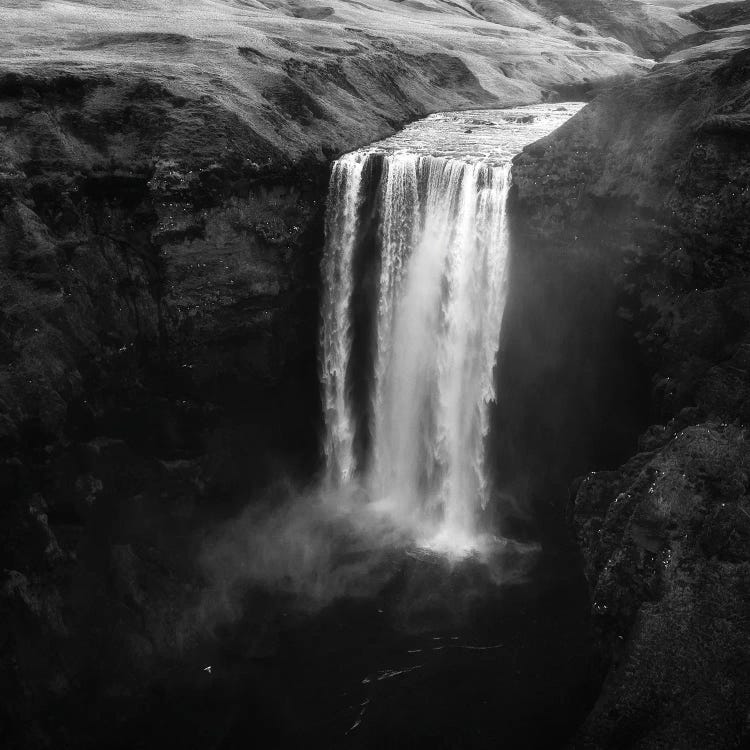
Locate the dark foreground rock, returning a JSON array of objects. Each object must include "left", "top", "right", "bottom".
[
  {"left": 511, "top": 45, "right": 750, "bottom": 748},
  {"left": 572, "top": 423, "right": 750, "bottom": 749}
]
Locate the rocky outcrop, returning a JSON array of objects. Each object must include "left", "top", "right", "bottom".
[
  {"left": 571, "top": 423, "right": 750, "bottom": 749},
  {"left": 0, "top": 69, "right": 329, "bottom": 747},
  {"left": 511, "top": 45, "right": 750, "bottom": 748}
]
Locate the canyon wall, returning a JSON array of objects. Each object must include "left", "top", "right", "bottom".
[
  {"left": 511, "top": 46, "right": 750, "bottom": 749},
  {"left": 4, "top": 1, "right": 744, "bottom": 747},
  {"left": 0, "top": 69, "right": 329, "bottom": 746}
]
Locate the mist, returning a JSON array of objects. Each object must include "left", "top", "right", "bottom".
[{"left": 194, "top": 477, "right": 541, "bottom": 633}]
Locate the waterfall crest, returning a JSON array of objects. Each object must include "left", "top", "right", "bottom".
[{"left": 320, "top": 105, "right": 583, "bottom": 554}]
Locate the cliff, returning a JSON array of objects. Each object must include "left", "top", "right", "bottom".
[{"left": 511, "top": 45, "right": 750, "bottom": 749}]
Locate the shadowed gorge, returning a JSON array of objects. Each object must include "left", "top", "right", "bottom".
[
  {"left": 510, "top": 43, "right": 750, "bottom": 748},
  {"left": 2, "top": 1, "right": 750, "bottom": 748}
]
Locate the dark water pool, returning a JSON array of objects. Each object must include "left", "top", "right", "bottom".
[{"left": 114, "top": 541, "right": 597, "bottom": 750}]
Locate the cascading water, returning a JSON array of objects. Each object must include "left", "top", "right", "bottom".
[{"left": 321, "top": 104, "right": 583, "bottom": 555}]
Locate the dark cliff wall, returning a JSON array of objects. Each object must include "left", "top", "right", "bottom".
[
  {"left": 510, "top": 48, "right": 750, "bottom": 749},
  {"left": 488, "top": 213, "right": 650, "bottom": 545},
  {"left": 0, "top": 70, "right": 330, "bottom": 535},
  {"left": 0, "top": 71, "right": 327, "bottom": 491},
  {"left": 0, "top": 71, "right": 331, "bottom": 746}
]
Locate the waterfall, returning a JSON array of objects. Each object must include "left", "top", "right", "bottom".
[
  {"left": 320, "top": 105, "right": 583, "bottom": 554},
  {"left": 321, "top": 154, "right": 367, "bottom": 484}
]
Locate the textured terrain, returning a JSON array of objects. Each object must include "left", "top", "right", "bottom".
[
  {"left": 684, "top": 0, "right": 750, "bottom": 29},
  {"left": 511, "top": 43, "right": 750, "bottom": 749},
  {"left": 3, "top": 0, "right": 746, "bottom": 748}
]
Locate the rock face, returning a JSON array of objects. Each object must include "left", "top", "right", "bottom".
[
  {"left": 572, "top": 424, "right": 750, "bottom": 749},
  {"left": 0, "top": 69, "right": 329, "bottom": 747},
  {"left": 511, "top": 45, "right": 750, "bottom": 748}
]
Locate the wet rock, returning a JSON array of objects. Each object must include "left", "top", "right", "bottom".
[{"left": 570, "top": 424, "right": 750, "bottom": 749}]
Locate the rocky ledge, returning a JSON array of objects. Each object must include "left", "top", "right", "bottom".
[{"left": 511, "top": 45, "right": 750, "bottom": 749}]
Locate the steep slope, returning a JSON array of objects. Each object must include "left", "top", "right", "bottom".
[
  {"left": 684, "top": 0, "right": 750, "bottom": 29},
  {"left": 2, "top": 0, "right": 667, "bottom": 145},
  {"left": 514, "top": 0, "right": 696, "bottom": 57},
  {"left": 511, "top": 46, "right": 750, "bottom": 749}
]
